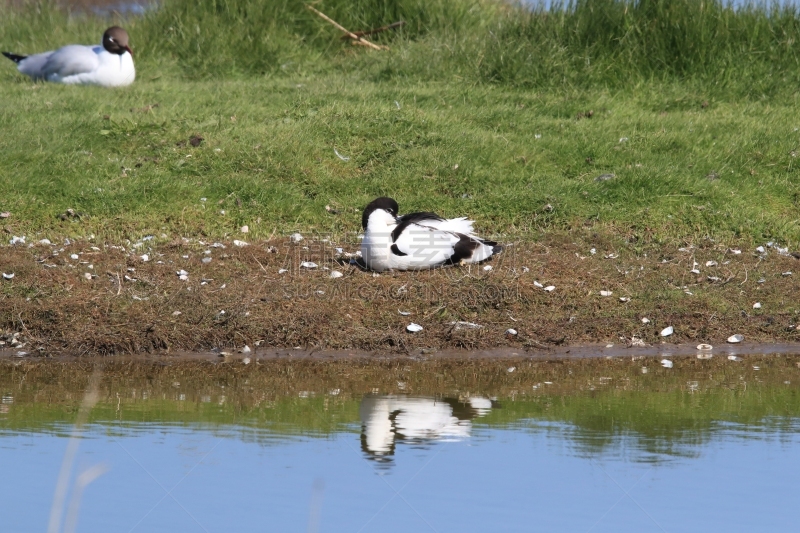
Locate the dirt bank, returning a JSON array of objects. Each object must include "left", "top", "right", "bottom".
[{"left": 1, "top": 232, "right": 799, "bottom": 357}]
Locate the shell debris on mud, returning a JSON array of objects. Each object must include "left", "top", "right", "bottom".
[{"left": 1, "top": 234, "right": 800, "bottom": 356}]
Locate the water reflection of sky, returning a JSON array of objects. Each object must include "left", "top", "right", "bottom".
[{"left": 2, "top": 412, "right": 798, "bottom": 531}]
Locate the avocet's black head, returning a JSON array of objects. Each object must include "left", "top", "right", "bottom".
[{"left": 362, "top": 197, "right": 399, "bottom": 230}]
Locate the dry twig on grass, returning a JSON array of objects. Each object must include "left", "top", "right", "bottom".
[
  {"left": 305, "top": 4, "right": 389, "bottom": 51},
  {"left": 340, "top": 20, "right": 406, "bottom": 40}
]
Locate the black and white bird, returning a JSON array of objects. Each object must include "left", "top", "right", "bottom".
[
  {"left": 360, "top": 197, "right": 501, "bottom": 271},
  {"left": 2, "top": 26, "right": 135, "bottom": 87}
]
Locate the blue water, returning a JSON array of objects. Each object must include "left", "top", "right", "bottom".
[{"left": 1, "top": 397, "right": 798, "bottom": 533}]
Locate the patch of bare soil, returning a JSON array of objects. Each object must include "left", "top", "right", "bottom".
[{"left": 1, "top": 233, "right": 799, "bottom": 357}]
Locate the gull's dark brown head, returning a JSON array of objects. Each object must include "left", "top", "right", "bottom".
[{"left": 103, "top": 26, "right": 133, "bottom": 57}]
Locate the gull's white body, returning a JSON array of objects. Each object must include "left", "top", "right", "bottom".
[
  {"left": 360, "top": 197, "right": 500, "bottom": 272},
  {"left": 14, "top": 44, "right": 135, "bottom": 86}
]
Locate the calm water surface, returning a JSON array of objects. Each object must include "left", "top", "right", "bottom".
[{"left": 1, "top": 358, "right": 799, "bottom": 532}]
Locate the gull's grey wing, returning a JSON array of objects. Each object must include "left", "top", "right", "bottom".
[
  {"left": 41, "top": 45, "right": 99, "bottom": 78},
  {"left": 15, "top": 51, "right": 54, "bottom": 79}
]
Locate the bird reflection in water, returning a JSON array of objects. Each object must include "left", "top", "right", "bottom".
[{"left": 359, "top": 395, "right": 496, "bottom": 466}]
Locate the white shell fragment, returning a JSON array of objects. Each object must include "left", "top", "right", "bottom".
[
  {"left": 728, "top": 355, "right": 742, "bottom": 362},
  {"left": 140, "top": 254, "right": 150, "bottom": 262},
  {"left": 290, "top": 233, "right": 303, "bottom": 243},
  {"left": 241, "top": 345, "right": 251, "bottom": 354},
  {"left": 660, "top": 326, "right": 674, "bottom": 337},
  {"left": 172, "top": 311, "right": 182, "bottom": 316},
  {"left": 177, "top": 269, "right": 189, "bottom": 277},
  {"left": 533, "top": 281, "right": 543, "bottom": 288},
  {"left": 782, "top": 271, "right": 793, "bottom": 277},
  {"left": 753, "top": 302, "right": 762, "bottom": 309},
  {"left": 690, "top": 269, "right": 700, "bottom": 274},
  {"left": 619, "top": 297, "right": 630, "bottom": 302},
  {"left": 329, "top": 271, "right": 343, "bottom": 279},
  {"left": 661, "top": 359, "right": 673, "bottom": 368},
  {"left": 398, "top": 311, "right": 411, "bottom": 316},
  {"left": 505, "top": 328, "right": 518, "bottom": 336},
  {"left": 543, "top": 285, "right": 556, "bottom": 292},
  {"left": 240, "top": 226, "right": 249, "bottom": 233},
  {"left": 70, "top": 254, "right": 79, "bottom": 260},
  {"left": 756, "top": 246, "right": 766, "bottom": 254},
  {"left": 233, "top": 240, "right": 249, "bottom": 247},
  {"left": 10, "top": 236, "right": 25, "bottom": 245},
  {"left": 507, "top": 367, "right": 516, "bottom": 373},
  {"left": 727, "top": 334, "right": 744, "bottom": 344},
  {"left": 705, "top": 260, "right": 718, "bottom": 267},
  {"left": 406, "top": 323, "right": 423, "bottom": 333},
  {"left": 300, "top": 261, "right": 318, "bottom": 269},
  {"left": 641, "top": 317, "right": 651, "bottom": 324},
  {"left": 2, "top": 273, "right": 14, "bottom": 280},
  {"left": 278, "top": 268, "right": 288, "bottom": 274},
  {"left": 483, "top": 265, "right": 493, "bottom": 271},
  {"left": 83, "top": 273, "right": 92, "bottom": 280},
  {"left": 600, "top": 290, "right": 613, "bottom": 297},
  {"left": 242, "top": 357, "right": 251, "bottom": 365},
  {"left": 202, "top": 257, "right": 212, "bottom": 264},
  {"left": 696, "top": 353, "right": 713, "bottom": 360},
  {"left": 697, "top": 344, "right": 713, "bottom": 351},
  {"left": 450, "top": 321, "right": 483, "bottom": 330}
]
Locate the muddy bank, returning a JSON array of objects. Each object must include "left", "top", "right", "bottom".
[
  {"left": 5, "top": 342, "right": 800, "bottom": 364},
  {"left": 1, "top": 234, "right": 799, "bottom": 357}
]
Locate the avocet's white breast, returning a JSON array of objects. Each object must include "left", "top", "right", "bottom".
[{"left": 361, "top": 208, "right": 398, "bottom": 272}]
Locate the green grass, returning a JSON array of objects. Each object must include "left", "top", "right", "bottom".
[{"left": 1, "top": 0, "right": 800, "bottom": 245}]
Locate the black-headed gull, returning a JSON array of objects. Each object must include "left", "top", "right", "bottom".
[
  {"left": 2, "top": 26, "right": 135, "bottom": 87},
  {"left": 360, "top": 197, "right": 501, "bottom": 271}
]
